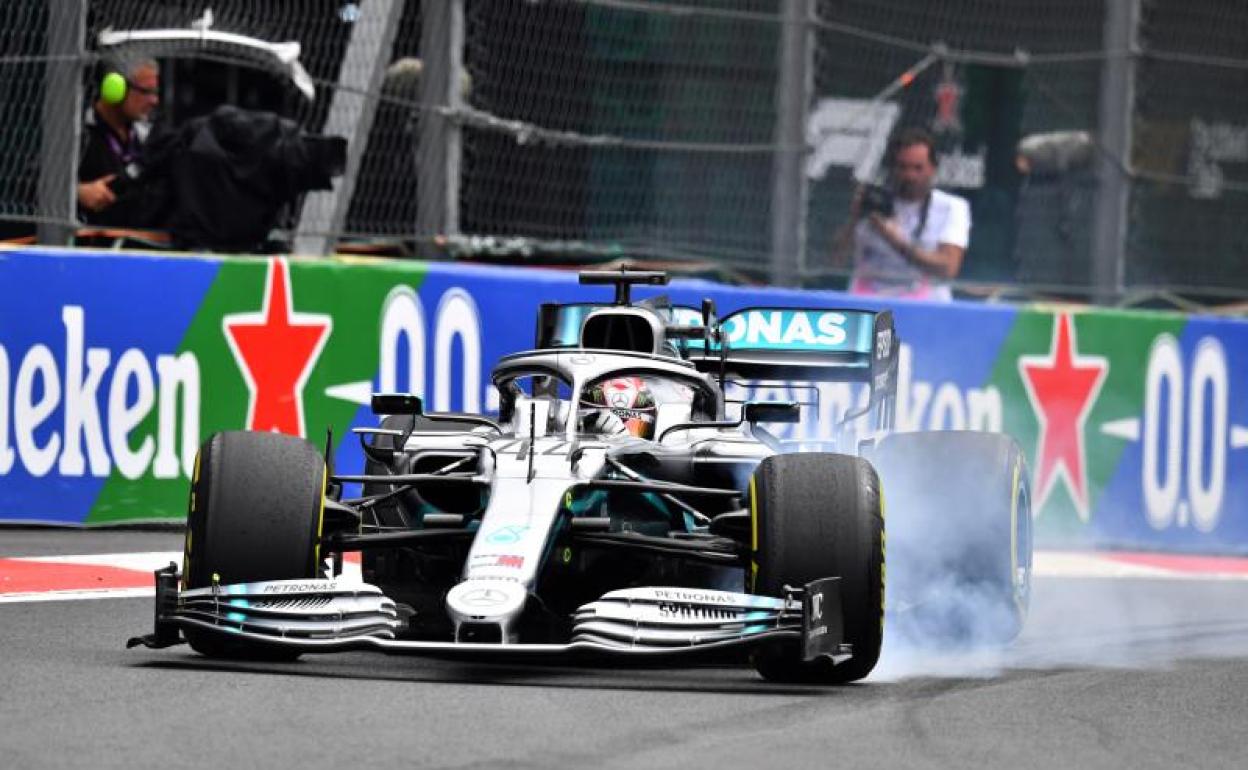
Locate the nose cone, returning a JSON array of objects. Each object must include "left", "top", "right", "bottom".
[{"left": 446, "top": 579, "right": 528, "bottom": 641}]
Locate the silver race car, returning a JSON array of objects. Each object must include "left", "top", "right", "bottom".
[{"left": 131, "top": 270, "right": 1032, "bottom": 684}]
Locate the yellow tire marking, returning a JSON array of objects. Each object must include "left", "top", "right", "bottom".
[
  {"left": 748, "top": 475, "right": 759, "bottom": 592},
  {"left": 1010, "top": 457, "right": 1024, "bottom": 615},
  {"left": 879, "top": 489, "right": 886, "bottom": 632},
  {"left": 314, "top": 462, "right": 327, "bottom": 570},
  {"left": 181, "top": 529, "right": 191, "bottom": 591},
  {"left": 183, "top": 450, "right": 202, "bottom": 590}
]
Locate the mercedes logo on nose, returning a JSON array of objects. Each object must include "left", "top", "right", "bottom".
[{"left": 460, "top": 588, "right": 509, "bottom": 608}]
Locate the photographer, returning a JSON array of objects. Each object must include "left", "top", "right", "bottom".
[{"left": 831, "top": 128, "right": 970, "bottom": 301}]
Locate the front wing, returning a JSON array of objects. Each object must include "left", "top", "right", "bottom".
[{"left": 128, "top": 565, "right": 851, "bottom": 666}]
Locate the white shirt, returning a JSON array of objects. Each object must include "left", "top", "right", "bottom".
[{"left": 850, "top": 188, "right": 970, "bottom": 302}]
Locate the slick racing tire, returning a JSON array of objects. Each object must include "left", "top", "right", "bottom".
[
  {"left": 182, "top": 431, "right": 327, "bottom": 660},
  {"left": 750, "top": 453, "right": 885, "bottom": 685},
  {"left": 871, "top": 431, "right": 1032, "bottom": 645}
]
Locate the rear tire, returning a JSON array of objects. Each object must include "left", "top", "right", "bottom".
[
  {"left": 871, "top": 431, "right": 1032, "bottom": 645},
  {"left": 750, "top": 453, "right": 885, "bottom": 684},
  {"left": 182, "top": 431, "right": 326, "bottom": 659}
]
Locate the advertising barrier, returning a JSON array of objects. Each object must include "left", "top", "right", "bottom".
[{"left": 2, "top": 247, "right": 1247, "bottom": 554}]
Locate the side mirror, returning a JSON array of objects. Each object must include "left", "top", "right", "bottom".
[
  {"left": 701, "top": 298, "right": 716, "bottom": 328},
  {"left": 744, "top": 401, "right": 801, "bottom": 424},
  {"left": 371, "top": 393, "right": 423, "bottom": 416}
]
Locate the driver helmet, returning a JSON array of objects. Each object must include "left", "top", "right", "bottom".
[{"left": 581, "top": 376, "right": 657, "bottom": 439}]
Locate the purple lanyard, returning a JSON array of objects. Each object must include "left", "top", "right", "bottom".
[{"left": 103, "top": 128, "right": 139, "bottom": 166}]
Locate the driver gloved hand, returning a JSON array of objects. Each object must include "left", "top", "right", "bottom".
[{"left": 581, "top": 409, "right": 629, "bottom": 437}]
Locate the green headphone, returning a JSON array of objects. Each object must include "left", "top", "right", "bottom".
[{"left": 101, "top": 69, "right": 128, "bottom": 104}]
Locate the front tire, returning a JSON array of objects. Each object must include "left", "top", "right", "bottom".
[
  {"left": 872, "top": 431, "right": 1032, "bottom": 645},
  {"left": 749, "top": 453, "right": 885, "bottom": 684},
  {"left": 182, "top": 431, "right": 326, "bottom": 659}
]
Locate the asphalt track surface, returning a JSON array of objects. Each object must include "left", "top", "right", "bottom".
[{"left": 4, "top": 529, "right": 1248, "bottom": 769}]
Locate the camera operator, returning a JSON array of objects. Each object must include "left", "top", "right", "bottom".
[
  {"left": 830, "top": 127, "right": 970, "bottom": 301},
  {"left": 77, "top": 58, "right": 161, "bottom": 227}
]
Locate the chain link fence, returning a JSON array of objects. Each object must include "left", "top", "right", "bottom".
[
  {"left": 0, "top": 0, "right": 1245, "bottom": 304},
  {"left": 0, "top": 1, "right": 54, "bottom": 236},
  {"left": 1129, "top": 1, "right": 1248, "bottom": 297}
]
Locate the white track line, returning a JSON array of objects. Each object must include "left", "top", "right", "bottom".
[
  {"left": 1034, "top": 551, "right": 1248, "bottom": 581},
  {"left": 18, "top": 552, "right": 183, "bottom": 571},
  {"left": 0, "top": 587, "right": 155, "bottom": 604}
]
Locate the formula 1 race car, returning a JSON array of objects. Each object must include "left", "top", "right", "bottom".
[{"left": 131, "top": 270, "right": 1032, "bottom": 684}]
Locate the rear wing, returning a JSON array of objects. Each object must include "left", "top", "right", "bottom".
[
  {"left": 533, "top": 294, "right": 899, "bottom": 431},
  {"left": 686, "top": 307, "right": 899, "bottom": 428}
]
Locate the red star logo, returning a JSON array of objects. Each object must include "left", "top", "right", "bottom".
[
  {"left": 1018, "top": 314, "right": 1108, "bottom": 520},
  {"left": 223, "top": 258, "right": 332, "bottom": 437}
]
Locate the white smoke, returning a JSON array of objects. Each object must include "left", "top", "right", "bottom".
[{"left": 869, "top": 454, "right": 1248, "bottom": 682}]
